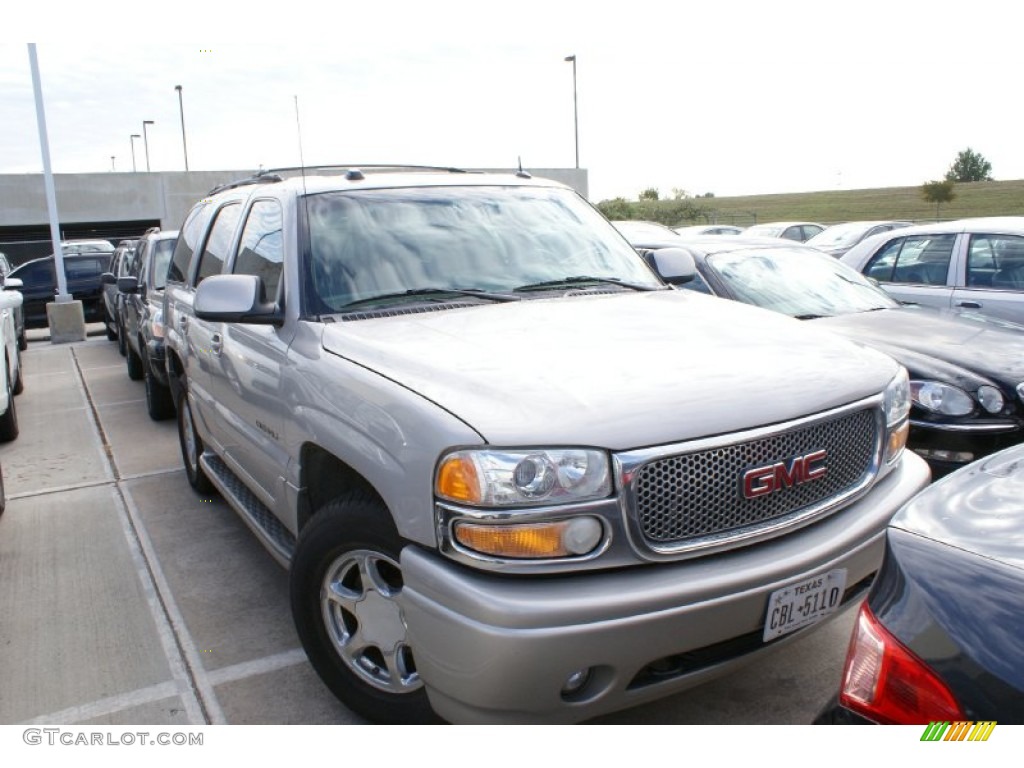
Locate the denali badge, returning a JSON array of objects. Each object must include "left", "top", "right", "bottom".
[{"left": 742, "top": 450, "right": 827, "bottom": 499}]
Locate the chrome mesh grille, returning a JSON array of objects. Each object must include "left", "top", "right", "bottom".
[{"left": 631, "top": 408, "right": 878, "bottom": 547}]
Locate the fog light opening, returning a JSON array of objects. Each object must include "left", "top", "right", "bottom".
[{"left": 561, "top": 667, "right": 593, "bottom": 700}]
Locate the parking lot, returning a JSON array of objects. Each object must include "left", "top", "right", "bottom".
[{"left": 1, "top": 335, "right": 858, "bottom": 725}]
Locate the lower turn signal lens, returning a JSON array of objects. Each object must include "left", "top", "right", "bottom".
[{"left": 453, "top": 518, "right": 602, "bottom": 559}]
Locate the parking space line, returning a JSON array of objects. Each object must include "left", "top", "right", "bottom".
[
  {"left": 94, "top": 398, "right": 148, "bottom": 409},
  {"left": 205, "top": 648, "right": 309, "bottom": 687},
  {"left": 70, "top": 348, "right": 225, "bottom": 725},
  {"left": 6, "top": 478, "right": 113, "bottom": 501},
  {"left": 23, "top": 681, "right": 181, "bottom": 725},
  {"left": 120, "top": 467, "right": 187, "bottom": 482}
]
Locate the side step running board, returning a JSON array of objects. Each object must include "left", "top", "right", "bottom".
[{"left": 200, "top": 453, "right": 296, "bottom": 566}]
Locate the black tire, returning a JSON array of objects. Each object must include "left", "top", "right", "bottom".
[
  {"left": 144, "top": 352, "right": 175, "bottom": 421},
  {"left": 126, "top": 341, "right": 144, "bottom": 381},
  {"left": 117, "top": 317, "right": 126, "bottom": 357},
  {"left": 290, "top": 493, "right": 440, "bottom": 724},
  {"left": 176, "top": 389, "right": 213, "bottom": 494},
  {"left": 0, "top": 364, "right": 19, "bottom": 443},
  {"left": 12, "top": 350, "right": 23, "bottom": 396},
  {"left": 17, "top": 330, "right": 27, "bottom": 352},
  {"left": 105, "top": 310, "right": 117, "bottom": 341}
]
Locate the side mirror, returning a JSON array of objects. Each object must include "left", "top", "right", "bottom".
[
  {"left": 194, "top": 274, "right": 282, "bottom": 326},
  {"left": 118, "top": 276, "right": 141, "bottom": 294},
  {"left": 100, "top": 272, "right": 116, "bottom": 285},
  {"left": 645, "top": 247, "right": 697, "bottom": 286},
  {"left": 3, "top": 278, "right": 23, "bottom": 290}
]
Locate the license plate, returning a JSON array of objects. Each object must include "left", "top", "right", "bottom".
[{"left": 762, "top": 568, "right": 847, "bottom": 642}]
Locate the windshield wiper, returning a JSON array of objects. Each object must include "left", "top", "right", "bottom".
[
  {"left": 514, "top": 275, "right": 659, "bottom": 292},
  {"left": 340, "top": 287, "right": 520, "bottom": 311},
  {"left": 793, "top": 313, "right": 830, "bottom": 320}
]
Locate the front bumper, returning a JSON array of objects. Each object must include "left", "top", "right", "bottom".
[
  {"left": 910, "top": 419, "right": 1023, "bottom": 477},
  {"left": 399, "top": 452, "right": 930, "bottom": 724}
]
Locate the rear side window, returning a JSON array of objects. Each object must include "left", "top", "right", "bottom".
[
  {"left": 865, "top": 234, "right": 955, "bottom": 286},
  {"left": 195, "top": 203, "right": 242, "bottom": 286},
  {"left": 968, "top": 234, "right": 1024, "bottom": 288},
  {"left": 168, "top": 202, "right": 213, "bottom": 284},
  {"left": 234, "top": 199, "right": 284, "bottom": 302}
]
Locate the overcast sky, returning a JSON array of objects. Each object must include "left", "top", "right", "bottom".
[{"left": 4, "top": 1, "right": 1020, "bottom": 202}]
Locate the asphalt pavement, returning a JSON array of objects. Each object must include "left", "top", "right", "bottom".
[{"left": 0, "top": 333, "right": 857, "bottom": 725}]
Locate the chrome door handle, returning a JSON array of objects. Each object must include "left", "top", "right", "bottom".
[
  {"left": 211, "top": 332, "right": 223, "bottom": 356},
  {"left": 956, "top": 301, "right": 981, "bottom": 309}
]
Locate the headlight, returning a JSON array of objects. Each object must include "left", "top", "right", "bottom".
[
  {"left": 884, "top": 369, "right": 910, "bottom": 464},
  {"left": 436, "top": 448, "right": 611, "bottom": 507},
  {"left": 910, "top": 380, "right": 973, "bottom": 416},
  {"left": 978, "top": 385, "right": 1004, "bottom": 414}
]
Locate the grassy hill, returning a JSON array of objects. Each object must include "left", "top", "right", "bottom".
[{"left": 612, "top": 179, "right": 1024, "bottom": 228}]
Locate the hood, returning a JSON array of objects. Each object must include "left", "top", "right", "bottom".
[
  {"left": 321, "top": 291, "right": 899, "bottom": 449},
  {"left": 812, "top": 306, "right": 1024, "bottom": 393},
  {"left": 892, "top": 444, "right": 1024, "bottom": 571}
]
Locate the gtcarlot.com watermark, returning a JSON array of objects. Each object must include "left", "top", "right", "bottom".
[{"left": 23, "top": 728, "right": 203, "bottom": 747}]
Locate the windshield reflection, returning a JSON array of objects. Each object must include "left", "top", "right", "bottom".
[{"left": 707, "top": 248, "right": 898, "bottom": 317}]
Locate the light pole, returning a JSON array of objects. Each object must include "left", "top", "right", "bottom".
[
  {"left": 174, "top": 85, "right": 189, "bottom": 171},
  {"left": 110, "top": 155, "right": 115, "bottom": 172},
  {"left": 564, "top": 54, "right": 579, "bottom": 169},
  {"left": 130, "top": 134, "right": 140, "bottom": 172},
  {"left": 142, "top": 120, "right": 154, "bottom": 171}
]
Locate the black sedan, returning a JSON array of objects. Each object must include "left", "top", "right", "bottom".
[
  {"left": 631, "top": 235, "right": 1024, "bottom": 476},
  {"left": 817, "top": 443, "right": 1024, "bottom": 725}
]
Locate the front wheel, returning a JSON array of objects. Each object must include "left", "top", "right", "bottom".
[
  {"left": 126, "top": 341, "right": 144, "bottom": 381},
  {"left": 290, "top": 493, "right": 440, "bottom": 724},
  {"left": 0, "top": 364, "right": 19, "bottom": 443},
  {"left": 144, "top": 352, "right": 175, "bottom": 421}
]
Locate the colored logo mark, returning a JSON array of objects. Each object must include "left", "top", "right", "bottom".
[{"left": 921, "top": 721, "right": 997, "bottom": 742}]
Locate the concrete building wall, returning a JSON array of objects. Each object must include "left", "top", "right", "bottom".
[{"left": 0, "top": 167, "right": 589, "bottom": 232}]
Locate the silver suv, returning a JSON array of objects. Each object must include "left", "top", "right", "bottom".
[{"left": 163, "top": 167, "right": 929, "bottom": 724}]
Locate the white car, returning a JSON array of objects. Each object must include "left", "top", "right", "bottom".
[
  {"left": 0, "top": 276, "right": 24, "bottom": 442},
  {"left": 840, "top": 217, "right": 1024, "bottom": 326}
]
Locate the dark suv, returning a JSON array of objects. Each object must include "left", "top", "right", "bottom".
[
  {"left": 102, "top": 239, "right": 139, "bottom": 348},
  {"left": 7, "top": 252, "right": 112, "bottom": 329},
  {"left": 119, "top": 229, "right": 178, "bottom": 420}
]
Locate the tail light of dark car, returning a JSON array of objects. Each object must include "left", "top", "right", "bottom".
[{"left": 838, "top": 602, "right": 964, "bottom": 724}]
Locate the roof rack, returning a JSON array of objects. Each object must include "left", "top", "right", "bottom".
[
  {"left": 260, "top": 164, "right": 475, "bottom": 176},
  {"left": 206, "top": 172, "right": 283, "bottom": 196}
]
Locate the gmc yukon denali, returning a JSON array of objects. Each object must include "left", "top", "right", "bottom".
[{"left": 162, "top": 167, "right": 930, "bottom": 723}]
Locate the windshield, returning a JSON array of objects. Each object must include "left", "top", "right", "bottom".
[
  {"left": 706, "top": 247, "right": 898, "bottom": 317},
  {"left": 304, "top": 185, "right": 661, "bottom": 312},
  {"left": 152, "top": 238, "right": 175, "bottom": 290},
  {"left": 806, "top": 222, "right": 872, "bottom": 249}
]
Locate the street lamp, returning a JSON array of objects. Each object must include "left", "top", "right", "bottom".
[
  {"left": 110, "top": 155, "right": 115, "bottom": 172},
  {"left": 564, "top": 54, "right": 579, "bottom": 169},
  {"left": 142, "top": 120, "right": 154, "bottom": 171},
  {"left": 174, "top": 85, "right": 189, "bottom": 171},
  {"left": 130, "top": 134, "right": 140, "bottom": 172}
]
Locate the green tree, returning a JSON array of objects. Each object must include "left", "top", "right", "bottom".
[
  {"left": 638, "top": 187, "right": 659, "bottom": 201},
  {"left": 921, "top": 179, "right": 956, "bottom": 220},
  {"left": 596, "top": 197, "right": 635, "bottom": 220},
  {"left": 945, "top": 148, "right": 992, "bottom": 182}
]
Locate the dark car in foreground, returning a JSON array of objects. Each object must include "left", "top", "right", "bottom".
[
  {"left": 119, "top": 229, "right": 177, "bottom": 420},
  {"left": 102, "top": 238, "right": 138, "bottom": 348},
  {"left": 623, "top": 235, "right": 1024, "bottom": 477},
  {"left": 7, "top": 253, "right": 113, "bottom": 329},
  {"left": 817, "top": 443, "right": 1024, "bottom": 725}
]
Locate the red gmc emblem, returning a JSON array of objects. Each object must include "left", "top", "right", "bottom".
[{"left": 742, "top": 450, "right": 828, "bottom": 500}]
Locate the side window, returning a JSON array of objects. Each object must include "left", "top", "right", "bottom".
[
  {"left": 20, "top": 262, "right": 55, "bottom": 287},
  {"left": 864, "top": 238, "right": 902, "bottom": 281},
  {"left": 168, "top": 202, "right": 213, "bottom": 285},
  {"left": 678, "top": 269, "right": 713, "bottom": 295},
  {"left": 980, "top": 234, "right": 1024, "bottom": 290},
  {"left": 782, "top": 226, "right": 802, "bottom": 241},
  {"left": 195, "top": 203, "right": 242, "bottom": 286},
  {"left": 869, "top": 234, "right": 955, "bottom": 285},
  {"left": 233, "top": 199, "right": 284, "bottom": 302},
  {"left": 66, "top": 258, "right": 102, "bottom": 280},
  {"left": 129, "top": 242, "right": 147, "bottom": 277}
]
